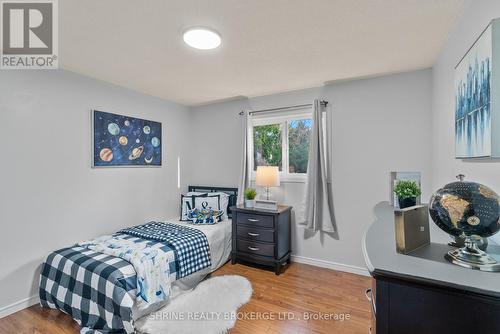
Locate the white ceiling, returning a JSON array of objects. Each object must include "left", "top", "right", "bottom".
[{"left": 60, "top": 0, "right": 464, "bottom": 106}]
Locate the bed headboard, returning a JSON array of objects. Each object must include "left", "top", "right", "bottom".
[{"left": 188, "top": 185, "right": 238, "bottom": 219}]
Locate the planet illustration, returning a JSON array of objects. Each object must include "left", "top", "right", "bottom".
[
  {"left": 124, "top": 120, "right": 130, "bottom": 126},
  {"left": 107, "top": 123, "right": 120, "bottom": 136},
  {"left": 143, "top": 126, "right": 151, "bottom": 134},
  {"left": 99, "top": 148, "right": 113, "bottom": 162},
  {"left": 136, "top": 138, "right": 140, "bottom": 143},
  {"left": 119, "top": 136, "right": 128, "bottom": 146},
  {"left": 129, "top": 145, "right": 144, "bottom": 160},
  {"left": 145, "top": 156, "right": 153, "bottom": 164},
  {"left": 151, "top": 137, "right": 160, "bottom": 147}
]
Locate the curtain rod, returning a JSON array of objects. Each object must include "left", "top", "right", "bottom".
[{"left": 238, "top": 100, "right": 328, "bottom": 116}]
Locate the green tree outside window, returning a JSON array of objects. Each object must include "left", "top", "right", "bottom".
[
  {"left": 288, "top": 119, "right": 312, "bottom": 173},
  {"left": 253, "top": 124, "right": 283, "bottom": 171}
]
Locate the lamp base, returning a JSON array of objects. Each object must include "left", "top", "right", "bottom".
[
  {"left": 254, "top": 199, "right": 278, "bottom": 211},
  {"left": 445, "top": 236, "right": 500, "bottom": 272}
]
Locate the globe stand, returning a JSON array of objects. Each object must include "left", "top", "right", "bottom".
[{"left": 445, "top": 235, "right": 500, "bottom": 272}]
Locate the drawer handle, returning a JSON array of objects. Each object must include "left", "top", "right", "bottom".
[
  {"left": 247, "top": 218, "right": 260, "bottom": 222},
  {"left": 248, "top": 232, "right": 260, "bottom": 237},
  {"left": 248, "top": 246, "right": 260, "bottom": 251}
]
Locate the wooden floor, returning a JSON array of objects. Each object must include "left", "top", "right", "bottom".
[{"left": 0, "top": 262, "right": 371, "bottom": 334}]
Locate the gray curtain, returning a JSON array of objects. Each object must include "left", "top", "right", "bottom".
[
  {"left": 303, "top": 100, "right": 335, "bottom": 232},
  {"left": 237, "top": 110, "right": 251, "bottom": 204}
]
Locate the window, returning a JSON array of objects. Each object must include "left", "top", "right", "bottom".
[
  {"left": 253, "top": 123, "right": 283, "bottom": 171},
  {"left": 249, "top": 110, "right": 312, "bottom": 181},
  {"left": 288, "top": 119, "right": 312, "bottom": 173}
]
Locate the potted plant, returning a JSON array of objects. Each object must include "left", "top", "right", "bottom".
[
  {"left": 244, "top": 188, "right": 257, "bottom": 208},
  {"left": 394, "top": 180, "right": 421, "bottom": 209}
]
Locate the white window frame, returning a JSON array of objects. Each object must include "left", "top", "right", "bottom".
[{"left": 248, "top": 108, "right": 312, "bottom": 183}]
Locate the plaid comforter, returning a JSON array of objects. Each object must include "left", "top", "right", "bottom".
[
  {"left": 39, "top": 223, "right": 211, "bottom": 334},
  {"left": 39, "top": 246, "right": 139, "bottom": 333},
  {"left": 120, "top": 222, "right": 212, "bottom": 278}
]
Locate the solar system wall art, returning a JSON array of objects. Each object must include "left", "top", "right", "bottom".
[{"left": 92, "top": 110, "right": 162, "bottom": 167}]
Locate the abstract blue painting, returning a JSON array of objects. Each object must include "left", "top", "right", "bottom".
[
  {"left": 455, "top": 25, "right": 492, "bottom": 158},
  {"left": 93, "top": 110, "right": 162, "bottom": 167}
]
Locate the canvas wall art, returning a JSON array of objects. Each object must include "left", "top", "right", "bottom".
[
  {"left": 455, "top": 24, "right": 492, "bottom": 158},
  {"left": 93, "top": 110, "right": 162, "bottom": 167}
]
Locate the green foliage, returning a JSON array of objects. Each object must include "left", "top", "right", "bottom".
[
  {"left": 253, "top": 124, "right": 282, "bottom": 170},
  {"left": 253, "top": 119, "right": 312, "bottom": 173},
  {"left": 244, "top": 187, "right": 257, "bottom": 200},
  {"left": 394, "top": 180, "right": 421, "bottom": 199},
  {"left": 288, "top": 119, "right": 311, "bottom": 173}
]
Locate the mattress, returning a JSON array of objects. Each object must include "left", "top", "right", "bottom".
[
  {"left": 40, "top": 218, "right": 233, "bottom": 332},
  {"left": 131, "top": 218, "right": 232, "bottom": 319}
]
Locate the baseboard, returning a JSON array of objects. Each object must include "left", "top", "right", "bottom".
[
  {"left": 291, "top": 255, "right": 370, "bottom": 277},
  {"left": 0, "top": 295, "right": 39, "bottom": 319}
]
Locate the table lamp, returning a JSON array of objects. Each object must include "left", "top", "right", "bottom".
[{"left": 256, "top": 166, "right": 280, "bottom": 200}]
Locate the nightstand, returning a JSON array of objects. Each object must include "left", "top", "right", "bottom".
[{"left": 230, "top": 205, "right": 292, "bottom": 275}]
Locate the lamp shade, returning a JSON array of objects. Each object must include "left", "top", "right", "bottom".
[{"left": 256, "top": 166, "right": 280, "bottom": 187}]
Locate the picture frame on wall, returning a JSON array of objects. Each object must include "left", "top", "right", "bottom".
[
  {"left": 92, "top": 110, "right": 162, "bottom": 167},
  {"left": 455, "top": 21, "right": 493, "bottom": 158}
]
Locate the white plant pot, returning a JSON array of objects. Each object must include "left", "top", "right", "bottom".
[{"left": 244, "top": 200, "right": 255, "bottom": 208}]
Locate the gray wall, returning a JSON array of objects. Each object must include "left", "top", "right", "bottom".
[
  {"left": 431, "top": 0, "right": 500, "bottom": 245},
  {"left": 0, "top": 65, "right": 435, "bottom": 313},
  {"left": 191, "top": 69, "right": 433, "bottom": 270},
  {"left": 0, "top": 70, "right": 192, "bottom": 310}
]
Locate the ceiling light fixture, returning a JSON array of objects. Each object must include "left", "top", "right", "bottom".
[{"left": 183, "top": 27, "right": 221, "bottom": 50}]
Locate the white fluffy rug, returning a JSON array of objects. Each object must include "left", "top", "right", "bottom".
[{"left": 135, "top": 275, "right": 253, "bottom": 334}]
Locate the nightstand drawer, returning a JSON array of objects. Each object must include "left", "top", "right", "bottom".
[
  {"left": 237, "top": 213, "right": 274, "bottom": 228},
  {"left": 237, "top": 225, "right": 274, "bottom": 243},
  {"left": 237, "top": 239, "right": 274, "bottom": 257}
]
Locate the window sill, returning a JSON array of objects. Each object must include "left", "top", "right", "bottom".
[{"left": 251, "top": 176, "right": 307, "bottom": 184}]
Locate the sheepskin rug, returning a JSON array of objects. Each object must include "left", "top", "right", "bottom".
[{"left": 135, "top": 275, "right": 253, "bottom": 334}]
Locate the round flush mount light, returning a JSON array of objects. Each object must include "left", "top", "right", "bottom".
[{"left": 183, "top": 27, "right": 221, "bottom": 50}]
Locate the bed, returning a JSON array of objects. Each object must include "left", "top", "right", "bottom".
[{"left": 39, "top": 186, "right": 237, "bottom": 334}]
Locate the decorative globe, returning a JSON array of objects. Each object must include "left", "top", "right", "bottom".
[{"left": 429, "top": 179, "right": 500, "bottom": 238}]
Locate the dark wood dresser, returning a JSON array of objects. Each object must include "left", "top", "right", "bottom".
[
  {"left": 364, "top": 204, "right": 500, "bottom": 334},
  {"left": 230, "top": 205, "right": 292, "bottom": 275}
]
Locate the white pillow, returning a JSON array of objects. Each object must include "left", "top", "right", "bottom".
[
  {"left": 180, "top": 193, "right": 209, "bottom": 221},
  {"left": 187, "top": 191, "right": 230, "bottom": 220},
  {"left": 180, "top": 195, "right": 194, "bottom": 221},
  {"left": 210, "top": 192, "right": 230, "bottom": 220},
  {"left": 194, "top": 195, "right": 221, "bottom": 211},
  {"left": 180, "top": 191, "right": 229, "bottom": 221}
]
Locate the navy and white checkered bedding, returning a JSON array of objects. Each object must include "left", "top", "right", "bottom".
[
  {"left": 39, "top": 246, "right": 138, "bottom": 334},
  {"left": 39, "top": 222, "right": 211, "bottom": 334},
  {"left": 120, "top": 221, "right": 212, "bottom": 278}
]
